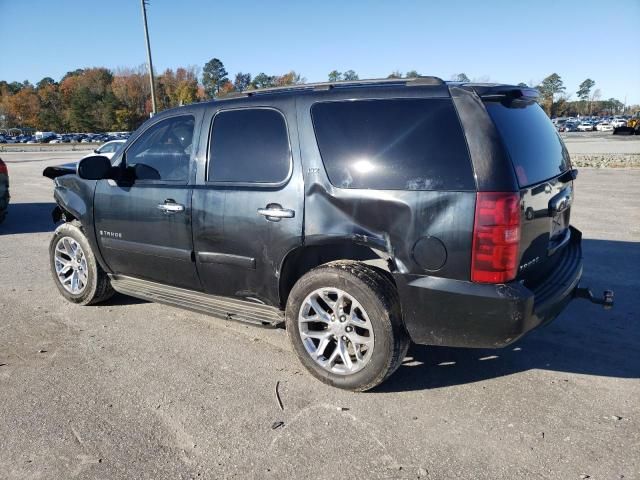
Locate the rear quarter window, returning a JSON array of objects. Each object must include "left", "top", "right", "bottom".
[
  {"left": 311, "top": 98, "right": 475, "bottom": 190},
  {"left": 484, "top": 100, "right": 571, "bottom": 187}
]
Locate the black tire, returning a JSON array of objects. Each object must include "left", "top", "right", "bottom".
[
  {"left": 0, "top": 178, "right": 8, "bottom": 225},
  {"left": 285, "top": 261, "right": 410, "bottom": 391},
  {"left": 0, "top": 196, "right": 7, "bottom": 224},
  {"left": 49, "top": 221, "right": 114, "bottom": 305}
]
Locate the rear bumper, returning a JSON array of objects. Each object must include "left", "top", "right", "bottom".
[{"left": 394, "top": 227, "right": 583, "bottom": 348}]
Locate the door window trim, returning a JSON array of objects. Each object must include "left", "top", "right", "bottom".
[
  {"left": 205, "top": 106, "right": 293, "bottom": 188},
  {"left": 122, "top": 113, "right": 196, "bottom": 186}
]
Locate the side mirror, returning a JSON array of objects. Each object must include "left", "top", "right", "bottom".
[
  {"left": 93, "top": 148, "right": 100, "bottom": 154},
  {"left": 77, "top": 155, "right": 112, "bottom": 180}
]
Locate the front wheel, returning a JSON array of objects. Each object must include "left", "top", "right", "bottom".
[
  {"left": 285, "top": 261, "right": 409, "bottom": 391},
  {"left": 49, "top": 221, "right": 114, "bottom": 305}
]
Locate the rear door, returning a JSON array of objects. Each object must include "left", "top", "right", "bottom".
[
  {"left": 483, "top": 98, "right": 574, "bottom": 285},
  {"left": 94, "top": 113, "right": 202, "bottom": 289},
  {"left": 192, "top": 100, "right": 304, "bottom": 306}
]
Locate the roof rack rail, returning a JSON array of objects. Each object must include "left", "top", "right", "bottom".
[{"left": 220, "top": 76, "right": 445, "bottom": 99}]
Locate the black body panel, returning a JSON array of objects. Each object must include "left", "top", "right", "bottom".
[
  {"left": 191, "top": 96, "right": 304, "bottom": 305},
  {"left": 92, "top": 107, "right": 205, "bottom": 290},
  {"left": 396, "top": 227, "right": 583, "bottom": 348},
  {"left": 449, "top": 86, "right": 518, "bottom": 192},
  {"left": 296, "top": 88, "right": 476, "bottom": 282}
]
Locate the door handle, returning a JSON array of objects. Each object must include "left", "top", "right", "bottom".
[
  {"left": 257, "top": 204, "right": 295, "bottom": 221},
  {"left": 157, "top": 199, "right": 185, "bottom": 214}
]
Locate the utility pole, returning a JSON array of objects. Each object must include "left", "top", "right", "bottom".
[{"left": 141, "top": 0, "right": 157, "bottom": 115}]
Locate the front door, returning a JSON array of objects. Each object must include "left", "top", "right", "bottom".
[
  {"left": 94, "top": 113, "right": 201, "bottom": 290},
  {"left": 192, "top": 101, "right": 304, "bottom": 306}
]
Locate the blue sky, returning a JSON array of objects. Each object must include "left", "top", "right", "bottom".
[{"left": 1, "top": 0, "right": 639, "bottom": 103}]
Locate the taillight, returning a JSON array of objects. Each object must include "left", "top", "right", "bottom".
[
  {"left": 0, "top": 160, "right": 7, "bottom": 175},
  {"left": 471, "top": 192, "right": 521, "bottom": 283}
]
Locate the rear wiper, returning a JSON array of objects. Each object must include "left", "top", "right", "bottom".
[{"left": 558, "top": 169, "right": 578, "bottom": 183}]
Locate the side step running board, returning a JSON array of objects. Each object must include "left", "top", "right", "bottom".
[{"left": 109, "top": 275, "right": 284, "bottom": 327}]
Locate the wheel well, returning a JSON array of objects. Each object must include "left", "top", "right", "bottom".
[
  {"left": 52, "top": 205, "right": 77, "bottom": 224},
  {"left": 279, "top": 243, "right": 395, "bottom": 308}
]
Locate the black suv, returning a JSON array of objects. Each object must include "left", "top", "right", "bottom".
[{"left": 44, "top": 77, "right": 612, "bottom": 391}]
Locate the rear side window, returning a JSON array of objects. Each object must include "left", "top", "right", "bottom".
[
  {"left": 208, "top": 108, "right": 290, "bottom": 183},
  {"left": 484, "top": 99, "right": 571, "bottom": 187},
  {"left": 311, "top": 99, "right": 474, "bottom": 190}
]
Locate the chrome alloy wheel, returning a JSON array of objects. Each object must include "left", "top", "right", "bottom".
[
  {"left": 54, "top": 236, "right": 88, "bottom": 294},
  {"left": 298, "top": 287, "right": 375, "bottom": 375}
]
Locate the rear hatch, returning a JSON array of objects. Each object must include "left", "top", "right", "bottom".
[{"left": 483, "top": 96, "right": 574, "bottom": 287}]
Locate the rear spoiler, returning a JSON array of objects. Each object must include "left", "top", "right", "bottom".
[{"left": 467, "top": 84, "right": 540, "bottom": 101}]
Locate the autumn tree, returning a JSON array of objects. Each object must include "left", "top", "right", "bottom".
[
  {"left": 157, "top": 68, "right": 178, "bottom": 110},
  {"left": 111, "top": 67, "right": 150, "bottom": 130},
  {"left": 37, "top": 83, "right": 64, "bottom": 131},
  {"left": 202, "top": 58, "right": 228, "bottom": 98},
  {"left": 174, "top": 67, "right": 198, "bottom": 106},
  {"left": 217, "top": 80, "right": 236, "bottom": 98},
  {"left": 36, "top": 77, "right": 56, "bottom": 89},
  {"left": 251, "top": 73, "right": 275, "bottom": 89},
  {"left": 233, "top": 72, "right": 252, "bottom": 92},
  {"left": 5, "top": 86, "right": 40, "bottom": 128},
  {"left": 273, "top": 71, "right": 304, "bottom": 86}
]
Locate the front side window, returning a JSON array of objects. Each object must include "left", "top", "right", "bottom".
[
  {"left": 208, "top": 108, "right": 290, "bottom": 183},
  {"left": 311, "top": 98, "right": 475, "bottom": 190},
  {"left": 126, "top": 115, "right": 195, "bottom": 181}
]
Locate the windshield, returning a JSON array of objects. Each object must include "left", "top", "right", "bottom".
[{"left": 484, "top": 99, "right": 571, "bottom": 187}]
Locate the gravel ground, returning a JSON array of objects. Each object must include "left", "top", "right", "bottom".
[
  {"left": 561, "top": 132, "right": 640, "bottom": 168},
  {"left": 0, "top": 150, "right": 638, "bottom": 480}
]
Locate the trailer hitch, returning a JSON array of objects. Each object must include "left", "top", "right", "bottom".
[{"left": 574, "top": 287, "right": 614, "bottom": 309}]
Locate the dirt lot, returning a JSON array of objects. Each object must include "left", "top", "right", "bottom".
[
  {"left": 0, "top": 148, "right": 638, "bottom": 480},
  {"left": 561, "top": 132, "right": 640, "bottom": 168}
]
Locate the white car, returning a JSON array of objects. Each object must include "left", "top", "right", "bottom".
[
  {"left": 611, "top": 118, "right": 627, "bottom": 128},
  {"left": 82, "top": 139, "right": 126, "bottom": 161},
  {"left": 577, "top": 122, "right": 594, "bottom": 132},
  {"left": 596, "top": 122, "right": 613, "bottom": 132}
]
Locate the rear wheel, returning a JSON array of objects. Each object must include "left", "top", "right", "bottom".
[
  {"left": 285, "top": 261, "right": 409, "bottom": 391},
  {"left": 49, "top": 222, "right": 114, "bottom": 305}
]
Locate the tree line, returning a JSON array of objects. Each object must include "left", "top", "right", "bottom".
[
  {"left": 0, "top": 58, "right": 310, "bottom": 133},
  {"left": 1, "top": 59, "right": 635, "bottom": 133}
]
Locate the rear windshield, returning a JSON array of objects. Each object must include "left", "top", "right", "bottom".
[
  {"left": 311, "top": 98, "right": 475, "bottom": 190},
  {"left": 484, "top": 99, "right": 571, "bottom": 187}
]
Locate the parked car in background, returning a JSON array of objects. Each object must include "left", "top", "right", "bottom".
[
  {"left": 611, "top": 118, "right": 627, "bottom": 128},
  {"left": 561, "top": 122, "right": 579, "bottom": 132},
  {"left": 596, "top": 122, "right": 613, "bottom": 132},
  {"left": 82, "top": 139, "right": 126, "bottom": 161},
  {"left": 0, "top": 157, "right": 9, "bottom": 224},
  {"left": 577, "top": 122, "right": 594, "bottom": 132}
]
